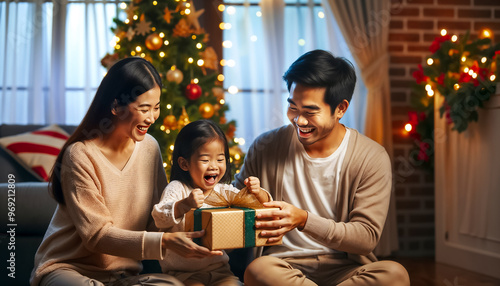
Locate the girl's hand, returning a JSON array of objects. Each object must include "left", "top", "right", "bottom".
[
  {"left": 244, "top": 176, "right": 269, "bottom": 203},
  {"left": 186, "top": 188, "right": 204, "bottom": 208},
  {"left": 162, "top": 231, "right": 223, "bottom": 258}
]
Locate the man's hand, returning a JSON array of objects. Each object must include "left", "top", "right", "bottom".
[
  {"left": 244, "top": 176, "right": 269, "bottom": 203},
  {"left": 255, "top": 201, "right": 308, "bottom": 243},
  {"left": 162, "top": 230, "right": 223, "bottom": 258}
]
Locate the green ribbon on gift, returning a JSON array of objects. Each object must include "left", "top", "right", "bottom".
[{"left": 193, "top": 207, "right": 256, "bottom": 248}]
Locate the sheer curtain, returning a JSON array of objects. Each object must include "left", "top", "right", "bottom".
[
  {"left": 222, "top": 0, "right": 367, "bottom": 150},
  {"left": 0, "top": 0, "right": 118, "bottom": 125},
  {"left": 323, "top": 0, "right": 397, "bottom": 256}
]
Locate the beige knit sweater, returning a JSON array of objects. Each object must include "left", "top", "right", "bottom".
[{"left": 30, "top": 134, "right": 167, "bottom": 285}]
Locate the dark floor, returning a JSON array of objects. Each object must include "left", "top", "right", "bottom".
[{"left": 392, "top": 257, "right": 500, "bottom": 286}]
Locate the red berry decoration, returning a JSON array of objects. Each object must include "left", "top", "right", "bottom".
[{"left": 185, "top": 83, "right": 202, "bottom": 100}]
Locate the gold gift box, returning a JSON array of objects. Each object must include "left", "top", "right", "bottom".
[{"left": 185, "top": 207, "right": 282, "bottom": 250}]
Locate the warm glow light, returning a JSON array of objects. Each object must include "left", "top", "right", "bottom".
[
  {"left": 159, "top": 32, "right": 165, "bottom": 38},
  {"left": 234, "top": 154, "right": 241, "bottom": 160},
  {"left": 167, "top": 104, "right": 172, "bottom": 109},
  {"left": 185, "top": 8, "right": 191, "bottom": 15},
  {"left": 468, "top": 69, "right": 474, "bottom": 76},
  {"left": 490, "top": 75, "right": 496, "bottom": 81},
  {"left": 197, "top": 59, "right": 204, "bottom": 66},
  {"left": 169, "top": 145, "right": 174, "bottom": 151},
  {"left": 192, "top": 35, "right": 197, "bottom": 40},
  {"left": 220, "top": 59, "right": 226, "bottom": 66},
  {"left": 427, "top": 58, "right": 434, "bottom": 65},
  {"left": 472, "top": 73, "right": 477, "bottom": 79},
  {"left": 250, "top": 35, "right": 257, "bottom": 42},
  {"left": 224, "top": 23, "right": 232, "bottom": 30},
  {"left": 223, "top": 40, "right": 233, "bottom": 48},
  {"left": 115, "top": 44, "right": 121, "bottom": 49},
  {"left": 163, "top": 162, "right": 167, "bottom": 168},
  {"left": 160, "top": 125, "right": 165, "bottom": 131},
  {"left": 219, "top": 99, "right": 225, "bottom": 105},
  {"left": 427, "top": 89, "right": 434, "bottom": 97},
  {"left": 218, "top": 4, "right": 225, "bottom": 12},
  {"left": 125, "top": 19, "right": 130, "bottom": 24},
  {"left": 135, "top": 46, "right": 142, "bottom": 52},
  {"left": 461, "top": 56, "right": 466, "bottom": 62},
  {"left": 133, "top": 15, "right": 138, "bottom": 20},
  {"left": 119, "top": 2, "right": 127, "bottom": 9},
  {"left": 238, "top": 138, "right": 246, "bottom": 145},
  {"left": 193, "top": 78, "right": 199, "bottom": 84},
  {"left": 451, "top": 35, "right": 458, "bottom": 42},
  {"left": 188, "top": 57, "right": 194, "bottom": 63},
  {"left": 481, "top": 57, "right": 487, "bottom": 63},
  {"left": 217, "top": 74, "right": 225, "bottom": 81},
  {"left": 228, "top": 86, "right": 239, "bottom": 94},
  {"left": 140, "top": 53, "right": 145, "bottom": 58},
  {"left": 405, "top": 123, "right": 412, "bottom": 132},
  {"left": 481, "top": 29, "right": 492, "bottom": 38},
  {"left": 227, "top": 6, "right": 236, "bottom": 15},
  {"left": 196, "top": 43, "right": 202, "bottom": 49},
  {"left": 153, "top": 1, "right": 157, "bottom": 5},
  {"left": 131, "top": 51, "right": 136, "bottom": 56},
  {"left": 166, "top": 129, "right": 171, "bottom": 134},
  {"left": 440, "top": 29, "right": 447, "bottom": 36},
  {"left": 152, "top": 27, "right": 156, "bottom": 32},
  {"left": 425, "top": 84, "right": 432, "bottom": 91},
  {"left": 226, "top": 60, "right": 235, "bottom": 67},
  {"left": 318, "top": 11, "right": 325, "bottom": 18},
  {"left": 464, "top": 67, "right": 469, "bottom": 73},
  {"left": 256, "top": 11, "right": 262, "bottom": 17},
  {"left": 219, "top": 22, "right": 225, "bottom": 30},
  {"left": 164, "top": 40, "right": 170, "bottom": 45},
  {"left": 454, "top": 83, "right": 460, "bottom": 90},
  {"left": 159, "top": 52, "right": 165, "bottom": 57},
  {"left": 298, "top": 39, "right": 306, "bottom": 46}
]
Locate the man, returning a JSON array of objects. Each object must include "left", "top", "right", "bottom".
[{"left": 233, "top": 50, "right": 409, "bottom": 285}]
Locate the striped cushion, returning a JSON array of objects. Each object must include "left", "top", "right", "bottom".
[{"left": 0, "top": 124, "right": 69, "bottom": 181}]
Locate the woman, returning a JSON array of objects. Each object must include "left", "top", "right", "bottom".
[{"left": 30, "top": 57, "right": 222, "bottom": 286}]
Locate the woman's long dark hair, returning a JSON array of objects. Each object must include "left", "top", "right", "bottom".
[
  {"left": 170, "top": 119, "right": 232, "bottom": 187},
  {"left": 50, "top": 57, "right": 162, "bottom": 204}
]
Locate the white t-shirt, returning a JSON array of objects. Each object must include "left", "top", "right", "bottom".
[{"left": 275, "top": 128, "right": 350, "bottom": 257}]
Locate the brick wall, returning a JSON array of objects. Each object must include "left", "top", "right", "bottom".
[{"left": 389, "top": 0, "right": 500, "bottom": 256}]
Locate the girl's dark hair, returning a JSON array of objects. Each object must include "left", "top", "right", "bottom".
[
  {"left": 170, "top": 119, "right": 232, "bottom": 186},
  {"left": 50, "top": 57, "right": 162, "bottom": 204},
  {"left": 283, "top": 49, "right": 356, "bottom": 113}
]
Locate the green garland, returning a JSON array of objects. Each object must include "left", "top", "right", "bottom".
[{"left": 408, "top": 30, "right": 499, "bottom": 170}]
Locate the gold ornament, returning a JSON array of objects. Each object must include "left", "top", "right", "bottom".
[
  {"left": 178, "top": 106, "right": 190, "bottom": 129},
  {"left": 166, "top": 67, "right": 184, "bottom": 84},
  {"left": 145, "top": 33, "right": 162, "bottom": 51},
  {"left": 199, "top": 103, "right": 215, "bottom": 119},
  {"left": 163, "top": 115, "right": 177, "bottom": 130}
]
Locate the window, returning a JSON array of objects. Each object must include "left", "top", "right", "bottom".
[{"left": 221, "top": 0, "right": 366, "bottom": 149}]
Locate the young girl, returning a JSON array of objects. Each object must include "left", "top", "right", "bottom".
[{"left": 152, "top": 119, "right": 271, "bottom": 286}]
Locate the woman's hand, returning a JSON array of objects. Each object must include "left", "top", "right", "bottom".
[
  {"left": 244, "top": 176, "right": 269, "bottom": 203},
  {"left": 162, "top": 231, "right": 223, "bottom": 258}
]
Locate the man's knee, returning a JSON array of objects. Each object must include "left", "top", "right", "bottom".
[
  {"left": 244, "top": 256, "right": 286, "bottom": 286},
  {"left": 377, "top": 260, "right": 410, "bottom": 286}
]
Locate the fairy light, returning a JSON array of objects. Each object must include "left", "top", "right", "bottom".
[
  {"left": 135, "top": 46, "right": 142, "bottom": 52},
  {"left": 159, "top": 32, "right": 165, "bottom": 38},
  {"left": 454, "top": 84, "right": 460, "bottom": 90},
  {"left": 165, "top": 129, "right": 171, "bottom": 134},
  {"left": 440, "top": 29, "right": 447, "bottom": 36},
  {"left": 159, "top": 51, "right": 165, "bottom": 57},
  {"left": 196, "top": 43, "right": 202, "bottom": 49},
  {"left": 481, "top": 57, "right": 487, "bottom": 63},
  {"left": 219, "top": 99, "right": 225, "bottom": 105},
  {"left": 318, "top": 11, "right": 325, "bottom": 18},
  {"left": 468, "top": 69, "right": 474, "bottom": 76},
  {"left": 119, "top": 2, "right": 127, "bottom": 9},
  {"left": 115, "top": 44, "right": 121, "bottom": 49},
  {"left": 220, "top": 59, "right": 226, "bottom": 66},
  {"left": 227, "top": 6, "right": 236, "bottom": 15},
  {"left": 222, "top": 40, "right": 233, "bottom": 48},
  {"left": 472, "top": 73, "right": 477, "bottom": 79},
  {"left": 140, "top": 53, "right": 145, "bottom": 58},
  {"left": 224, "top": 23, "right": 232, "bottom": 30},
  {"left": 481, "top": 29, "right": 492, "bottom": 39},
  {"left": 427, "top": 89, "right": 434, "bottom": 97},
  {"left": 452, "top": 35, "right": 458, "bottom": 42},
  {"left": 219, "top": 22, "right": 225, "bottom": 30},
  {"left": 187, "top": 57, "right": 194, "bottom": 63},
  {"left": 131, "top": 51, "right": 136, "bottom": 56},
  {"left": 256, "top": 11, "right": 262, "bottom": 17},
  {"left": 125, "top": 19, "right": 130, "bottom": 24},
  {"left": 490, "top": 75, "right": 496, "bottom": 81},
  {"left": 404, "top": 123, "right": 412, "bottom": 132},
  {"left": 461, "top": 56, "right": 466, "bottom": 62},
  {"left": 226, "top": 60, "right": 236, "bottom": 67},
  {"left": 234, "top": 154, "right": 241, "bottom": 160},
  {"left": 192, "top": 35, "right": 197, "bottom": 40},
  {"left": 298, "top": 39, "right": 306, "bottom": 46},
  {"left": 218, "top": 4, "right": 225, "bottom": 12},
  {"left": 160, "top": 125, "right": 165, "bottom": 131},
  {"left": 133, "top": 15, "right": 138, "bottom": 20},
  {"left": 250, "top": 35, "right": 257, "bottom": 42},
  {"left": 464, "top": 67, "right": 469, "bottom": 73},
  {"left": 228, "top": 86, "right": 239, "bottom": 94},
  {"left": 153, "top": 1, "right": 157, "bottom": 5},
  {"left": 425, "top": 84, "right": 432, "bottom": 91},
  {"left": 185, "top": 8, "right": 191, "bottom": 15},
  {"left": 427, "top": 58, "right": 434, "bottom": 65},
  {"left": 167, "top": 104, "right": 172, "bottom": 109},
  {"left": 164, "top": 40, "right": 169, "bottom": 45},
  {"left": 193, "top": 78, "right": 199, "bottom": 84},
  {"left": 163, "top": 162, "right": 167, "bottom": 168},
  {"left": 217, "top": 74, "right": 225, "bottom": 82},
  {"left": 238, "top": 138, "right": 245, "bottom": 145},
  {"left": 197, "top": 59, "right": 204, "bottom": 66},
  {"left": 169, "top": 145, "right": 174, "bottom": 151}
]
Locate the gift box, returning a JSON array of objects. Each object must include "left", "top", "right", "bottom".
[{"left": 184, "top": 188, "right": 282, "bottom": 250}]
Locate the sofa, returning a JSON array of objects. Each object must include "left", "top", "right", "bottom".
[{"left": 0, "top": 124, "right": 251, "bottom": 285}]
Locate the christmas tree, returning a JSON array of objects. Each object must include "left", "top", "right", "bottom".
[{"left": 101, "top": 0, "right": 244, "bottom": 178}]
